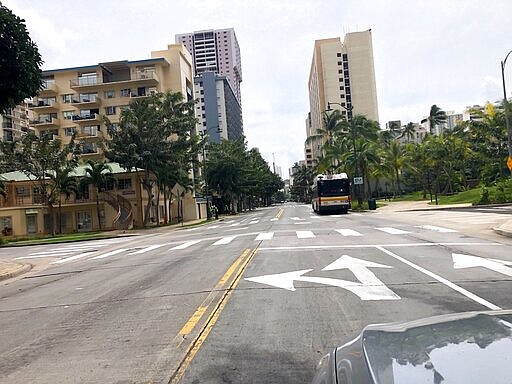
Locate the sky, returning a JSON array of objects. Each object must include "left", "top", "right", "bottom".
[{"left": 4, "top": 0, "right": 512, "bottom": 178}]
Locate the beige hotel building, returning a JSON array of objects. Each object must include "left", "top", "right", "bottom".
[
  {"left": 0, "top": 44, "right": 208, "bottom": 237},
  {"left": 305, "top": 30, "right": 379, "bottom": 167}
]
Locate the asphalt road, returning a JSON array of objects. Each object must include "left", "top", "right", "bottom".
[{"left": 0, "top": 203, "right": 511, "bottom": 383}]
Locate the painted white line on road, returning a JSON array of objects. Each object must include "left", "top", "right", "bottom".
[
  {"left": 15, "top": 253, "right": 74, "bottom": 260},
  {"left": 29, "top": 249, "right": 79, "bottom": 255},
  {"left": 336, "top": 229, "right": 363, "bottom": 237},
  {"left": 91, "top": 249, "right": 128, "bottom": 260},
  {"left": 258, "top": 242, "right": 501, "bottom": 251},
  {"left": 294, "top": 222, "right": 312, "bottom": 225},
  {"left": 213, "top": 236, "right": 237, "bottom": 245},
  {"left": 208, "top": 225, "right": 220, "bottom": 229},
  {"left": 376, "top": 227, "right": 410, "bottom": 235},
  {"left": 249, "top": 220, "right": 259, "bottom": 224},
  {"left": 170, "top": 240, "right": 201, "bottom": 250},
  {"left": 128, "top": 244, "right": 167, "bottom": 255},
  {"left": 226, "top": 227, "right": 249, "bottom": 231},
  {"left": 228, "top": 222, "right": 241, "bottom": 227},
  {"left": 376, "top": 246, "right": 501, "bottom": 310},
  {"left": 290, "top": 217, "right": 305, "bottom": 221},
  {"left": 51, "top": 251, "right": 98, "bottom": 264},
  {"left": 270, "top": 218, "right": 279, "bottom": 221},
  {"left": 255, "top": 232, "right": 274, "bottom": 241},
  {"left": 417, "top": 225, "right": 457, "bottom": 233},
  {"left": 296, "top": 231, "right": 315, "bottom": 239}
]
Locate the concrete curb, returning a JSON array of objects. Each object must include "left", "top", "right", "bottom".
[
  {"left": 0, "top": 262, "right": 32, "bottom": 282},
  {"left": 493, "top": 222, "right": 512, "bottom": 238}
]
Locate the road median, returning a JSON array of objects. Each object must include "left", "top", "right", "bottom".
[{"left": 0, "top": 260, "right": 32, "bottom": 281}]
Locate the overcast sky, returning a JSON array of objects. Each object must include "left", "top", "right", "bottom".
[{"left": 4, "top": 0, "right": 512, "bottom": 178}]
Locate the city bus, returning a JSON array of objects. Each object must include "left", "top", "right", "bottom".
[{"left": 311, "top": 173, "right": 351, "bottom": 214}]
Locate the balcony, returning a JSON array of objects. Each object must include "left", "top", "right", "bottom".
[
  {"left": 28, "top": 99, "right": 59, "bottom": 112},
  {"left": 70, "top": 76, "right": 102, "bottom": 90},
  {"left": 72, "top": 113, "right": 101, "bottom": 124},
  {"left": 39, "top": 81, "right": 59, "bottom": 96},
  {"left": 71, "top": 96, "right": 102, "bottom": 108},
  {"left": 30, "top": 117, "right": 60, "bottom": 128},
  {"left": 76, "top": 128, "right": 102, "bottom": 139}
]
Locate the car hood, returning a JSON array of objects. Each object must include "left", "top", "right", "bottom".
[{"left": 357, "top": 310, "right": 512, "bottom": 384}]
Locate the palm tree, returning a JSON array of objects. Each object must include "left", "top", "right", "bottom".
[
  {"left": 400, "top": 122, "right": 417, "bottom": 143},
  {"left": 50, "top": 167, "right": 77, "bottom": 233},
  {"left": 80, "top": 160, "right": 116, "bottom": 230},
  {"left": 383, "top": 140, "right": 405, "bottom": 197},
  {"left": 428, "top": 105, "right": 447, "bottom": 134}
]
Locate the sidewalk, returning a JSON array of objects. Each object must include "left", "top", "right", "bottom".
[
  {"left": 377, "top": 200, "right": 512, "bottom": 238},
  {"left": 0, "top": 260, "right": 31, "bottom": 282}
]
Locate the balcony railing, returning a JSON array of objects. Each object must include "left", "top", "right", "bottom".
[
  {"left": 30, "top": 117, "right": 60, "bottom": 127},
  {"left": 71, "top": 96, "right": 101, "bottom": 106},
  {"left": 70, "top": 77, "right": 101, "bottom": 88},
  {"left": 72, "top": 113, "right": 100, "bottom": 122},
  {"left": 29, "top": 99, "right": 58, "bottom": 109},
  {"left": 40, "top": 81, "right": 58, "bottom": 94}
]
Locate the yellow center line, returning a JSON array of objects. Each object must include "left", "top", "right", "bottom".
[
  {"left": 275, "top": 208, "right": 284, "bottom": 219},
  {"left": 169, "top": 248, "right": 258, "bottom": 384},
  {"left": 176, "top": 249, "right": 251, "bottom": 341}
]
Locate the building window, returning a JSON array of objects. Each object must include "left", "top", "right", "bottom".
[
  {"left": 338, "top": 69, "right": 343, "bottom": 74},
  {"left": 0, "top": 217, "right": 13, "bottom": 235},
  {"left": 64, "top": 127, "right": 75, "bottom": 136},
  {"left": 120, "top": 88, "right": 131, "bottom": 97},
  {"left": 337, "top": 53, "right": 341, "bottom": 57},
  {"left": 105, "top": 106, "right": 116, "bottom": 115},
  {"left": 337, "top": 61, "right": 342, "bottom": 65},
  {"left": 16, "top": 186, "right": 29, "bottom": 197},
  {"left": 62, "top": 94, "right": 73, "bottom": 103},
  {"left": 342, "top": 53, "right": 348, "bottom": 61},
  {"left": 76, "top": 211, "right": 92, "bottom": 231},
  {"left": 118, "top": 178, "right": 132, "bottom": 190},
  {"left": 63, "top": 111, "right": 74, "bottom": 120},
  {"left": 104, "top": 90, "right": 115, "bottom": 99},
  {"left": 82, "top": 143, "right": 97, "bottom": 154},
  {"left": 82, "top": 125, "right": 98, "bottom": 136}
]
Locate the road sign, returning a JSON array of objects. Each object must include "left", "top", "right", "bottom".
[
  {"left": 245, "top": 255, "right": 400, "bottom": 300},
  {"left": 508, "top": 156, "right": 512, "bottom": 171},
  {"left": 353, "top": 177, "right": 363, "bottom": 185}
]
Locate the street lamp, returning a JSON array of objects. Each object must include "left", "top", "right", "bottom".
[
  {"left": 199, "top": 126, "right": 221, "bottom": 218},
  {"left": 500, "top": 50, "right": 512, "bottom": 174},
  {"left": 326, "top": 101, "right": 362, "bottom": 205}
]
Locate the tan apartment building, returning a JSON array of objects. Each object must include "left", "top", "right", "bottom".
[
  {"left": 0, "top": 44, "right": 208, "bottom": 237},
  {"left": 305, "top": 30, "right": 379, "bottom": 166},
  {"left": 0, "top": 103, "right": 32, "bottom": 143}
]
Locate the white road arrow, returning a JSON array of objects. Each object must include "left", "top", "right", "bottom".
[
  {"left": 452, "top": 253, "right": 512, "bottom": 277},
  {"left": 245, "top": 255, "right": 400, "bottom": 301}
]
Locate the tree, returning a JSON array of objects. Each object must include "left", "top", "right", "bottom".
[
  {"left": 0, "top": 3, "right": 43, "bottom": 113},
  {"left": 80, "top": 160, "right": 116, "bottom": 231},
  {"left": 400, "top": 122, "right": 417, "bottom": 143},
  {"left": 382, "top": 140, "right": 405, "bottom": 197},
  {"left": 104, "top": 91, "right": 199, "bottom": 226},
  {"left": 427, "top": 105, "right": 447, "bottom": 135},
  {"left": 9, "top": 131, "right": 80, "bottom": 230},
  {"left": 49, "top": 167, "right": 77, "bottom": 233}
]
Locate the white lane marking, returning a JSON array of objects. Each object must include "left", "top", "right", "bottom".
[
  {"left": 296, "top": 231, "right": 315, "bottom": 239},
  {"left": 290, "top": 217, "right": 305, "bottom": 221},
  {"left": 128, "top": 244, "right": 167, "bottom": 255},
  {"left": 15, "top": 253, "right": 74, "bottom": 260},
  {"left": 258, "top": 242, "right": 501, "bottom": 251},
  {"left": 376, "top": 227, "right": 410, "bottom": 235},
  {"left": 226, "top": 227, "right": 249, "bottom": 231},
  {"left": 452, "top": 253, "right": 512, "bottom": 277},
  {"left": 417, "top": 225, "right": 457, "bottom": 233},
  {"left": 223, "top": 220, "right": 235, "bottom": 224},
  {"left": 255, "top": 232, "right": 274, "bottom": 241},
  {"left": 249, "top": 220, "right": 259, "bottom": 224},
  {"left": 51, "top": 251, "right": 97, "bottom": 264},
  {"left": 213, "top": 236, "right": 237, "bottom": 245},
  {"left": 228, "top": 222, "right": 241, "bottom": 227},
  {"left": 170, "top": 240, "right": 201, "bottom": 250},
  {"left": 91, "top": 249, "right": 128, "bottom": 260},
  {"left": 336, "top": 229, "right": 363, "bottom": 237},
  {"left": 351, "top": 213, "right": 363, "bottom": 216},
  {"left": 294, "top": 222, "right": 312, "bottom": 225},
  {"left": 270, "top": 218, "right": 279, "bottom": 222},
  {"left": 208, "top": 225, "right": 220, "bottom": 229},
  {"left": 376, "top": 246, "right": 501, "bottom": 310},
  {"left": 29, "top": 249, "right": 78, "bottom": 255}
]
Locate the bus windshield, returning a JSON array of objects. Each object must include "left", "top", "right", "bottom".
[{"left": 318, "top": 179, "right": 349, "bottom": 197}]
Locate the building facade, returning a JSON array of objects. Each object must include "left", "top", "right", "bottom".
[
  {"left": 305, "top": 30, "right": 379, "bottom": 166},
  {"left": 0, "top": 103, "right": 31, "bottom": 143},
  {"left": 0, "top": 44, "right": 208, "bottom": 237},
  {"left": 175, "top": 28, "right": 243, "bottom": 104},
  {"left": 193, "top": 71, "right": 243, "bottom": 142}
]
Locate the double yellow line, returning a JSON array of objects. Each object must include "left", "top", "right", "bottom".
[
  {"left": 168, "top": 247, "right": 258, "bottom": 383},
  {"left": 275, "top": 208, "right": 284, "bottom": 219}
]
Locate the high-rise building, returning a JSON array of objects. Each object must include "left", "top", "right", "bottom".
[
  {"left": 176, "top": 28, "right": 242, "bottom": 104},
  {"left": 305, "top": 30, "right": 379, "bottom": 166},
  {"left": 193, "top": 72, "right": 243, "bottom": 143},
  {"left": 0, "top": 103, "right": 31, "bottom": 143}
]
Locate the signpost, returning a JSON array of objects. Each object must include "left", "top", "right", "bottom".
[{"left": 353, "top": 177, "right": 363, "bottom": 185}]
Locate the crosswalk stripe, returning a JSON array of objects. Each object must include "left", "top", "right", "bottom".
[
  {"left": 255, "top": 232, "right": 274, "bottom": 241},
  {"left": 416, "top": 225, "right": 457, "bottom": 233},
  {"left": 296, "top": 231, "right": 315, "bottom": 239},
  {"left": 51, "top": 251, "right": 97, "bottom": 264},
  {"left": 15, "top": 253, "right": 74, "bottom": 260},
  {"left": 208, "top": 225, "right": 220, "bottom": 229},
  {"left": 91, "top": 249, "right": 128, "bottom": 260},
  {"left": 228, "top": 222, "right": 241, "bottom": 227},
  {"left": 249, "top": 220, "right": 259, "bottom": 224},
  {"left": 212, "top": 236, "right": 237, "bottom": 245},
  {"left": 170, "top": 240, "right": 201, "bottom": 250},
  {"left": 376, "top": 227, "right": 410, "bottom": 235},
  {"left": 128, "top": 244, "right": 167, "bottom": 255},
  {"left": 335, "top": 229, "right": 363, "bottom": 236},
  {"left": 29, "top": 249, "right": 77, "bottom": 255},
  {"left": 270, "top": 218, "right": 279, "bottom": 221}
]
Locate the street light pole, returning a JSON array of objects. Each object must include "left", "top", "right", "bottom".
[
  {"left": 200, "top": 126, "right": 221, "bottom": 219},
  {"left": 500, "top": 50, "right": 512, "bottom": 174},
  {"left": 327, "top": 102, "right": 362, "bottom": 205}
]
